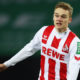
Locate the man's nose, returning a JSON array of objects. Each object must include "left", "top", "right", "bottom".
[{"left": 57, "top": 16, "right": 63, "bottom": 22}]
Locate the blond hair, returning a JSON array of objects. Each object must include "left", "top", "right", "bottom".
[{"left": 54, "top": 2, "right": 73, "bottom": 17}]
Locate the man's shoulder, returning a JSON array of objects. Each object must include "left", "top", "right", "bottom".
[
  {"left": 69, "top": 30, "right": 80, "bottom": 43},
  {"left": 41, "top": 25, "right": 54, "bottom": 31},
  {"left": 42, "top": 25, "right": 54, "bottom": 28},
  {"left": 69, "top": 30, "right": 79, "bottom": 38},
  {"left": 37, "top": 25, "right": 54, "bottom": 36}
]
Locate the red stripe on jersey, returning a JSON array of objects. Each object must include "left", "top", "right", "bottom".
[
  {"left": 60, "top": 62, "right": 67, "bottom": 80},
  {"left": 42, "top": 25, "right": 54, "bottom": 44},
  {"left": 40, "top": 55, "right": 45, "bottom": 80},
  {"left": 51, "top": 36, "right": 61, "bottom": 49},
  {"left": 48, "top": 58, "right": 56, "bottom": 80},
  {"left": 49, "top": 36, "right": 61, "bottom": 80},
  {"left": 62, "top": 31, "right": 76, "bottom": 53}
]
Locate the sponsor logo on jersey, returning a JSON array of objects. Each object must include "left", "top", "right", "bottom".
[
  {"left": 42, "top": 46, "right": 65, "bottom": 61},
  {"left": 76, "top": 42, "right": 80, "bottom": 54}
]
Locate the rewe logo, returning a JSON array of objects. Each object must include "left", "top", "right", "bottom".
[{"left": 62, "top": 44, "right": 69, "bottom": 53}]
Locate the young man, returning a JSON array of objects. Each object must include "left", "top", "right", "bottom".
[{"left": 0, "top": 2, "right": 80, "bottom": 80}]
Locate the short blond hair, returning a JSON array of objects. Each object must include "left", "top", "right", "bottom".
[{"left": 54, "top": 2, "right": 73, "bottom": 17}]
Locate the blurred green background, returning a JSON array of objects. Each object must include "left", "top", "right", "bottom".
[{"left": 0, "top": 0, "right": 80, "bottom": 57}]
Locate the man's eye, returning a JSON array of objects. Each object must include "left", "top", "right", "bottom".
[
  {"left": 55, "top": 15, "right": 59, "bottom": 17},
  {"left": 61, "top": 15, "right": 67, "bottom": 18}
]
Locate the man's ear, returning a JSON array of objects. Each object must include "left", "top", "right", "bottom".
[
  {"left": 69, "top": 18, "right": 72, "bottom": 24},
  {"left": 53, "top": 17, "right": 54, "bottom": 21},
  {"left": 53, "top": 13, "right": 54, "bottom": 20}
]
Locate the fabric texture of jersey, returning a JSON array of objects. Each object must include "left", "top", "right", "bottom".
[{"left": 4, "top": 25, "right": 80, "bottom": 80}]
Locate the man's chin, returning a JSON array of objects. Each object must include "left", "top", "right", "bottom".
[{"left": 55, "top": 26, "right": 63, "bottom": 29}]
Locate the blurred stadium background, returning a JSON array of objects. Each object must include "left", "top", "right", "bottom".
[{"left": 0, "top": 0, "right": 80, "bottom": 80}]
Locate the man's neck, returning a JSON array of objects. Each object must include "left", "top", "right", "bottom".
[{"left": 56, "top": 27, "right": 68, "bottom": 33}]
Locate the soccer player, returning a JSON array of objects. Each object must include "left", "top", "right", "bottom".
[{"left": 0, "top": 2, "right": 80, "bottom": 80}]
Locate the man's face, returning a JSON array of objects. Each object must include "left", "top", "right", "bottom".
[{"left": 53, "top": 8, "right": 72, "bottom": 30}]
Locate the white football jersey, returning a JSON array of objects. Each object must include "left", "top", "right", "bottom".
[{"left": 4, "top": 25, "right": 80, "bottom": 80}]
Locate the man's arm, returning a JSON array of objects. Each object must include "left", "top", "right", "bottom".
[
  {"left": 0, "top": 26, "right": 46, "bottom": 72},
  {"left": 0, "top": 36, "right": 40, "bottom": 71},
  {"left": 67, "top": 37, "right": 80, "bottom": 80}
]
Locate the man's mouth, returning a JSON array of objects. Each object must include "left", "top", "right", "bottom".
[{"left": 56, "top": 23, "right": 62, "bottom": 26}]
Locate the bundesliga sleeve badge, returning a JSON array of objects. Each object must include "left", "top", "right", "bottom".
[
  {"left": 74, "top": 42, "right": 80, "bottom": 61},
  {"left": 77, "top": 42, "right": 80, "bottom": 54}
]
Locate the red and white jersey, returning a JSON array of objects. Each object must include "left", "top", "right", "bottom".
[
  {"left": 4, "top": 25, "right": 80, "bottom": 80},
  {"left": 38, "top": 25, "right": 80, "bottom": 80}
]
